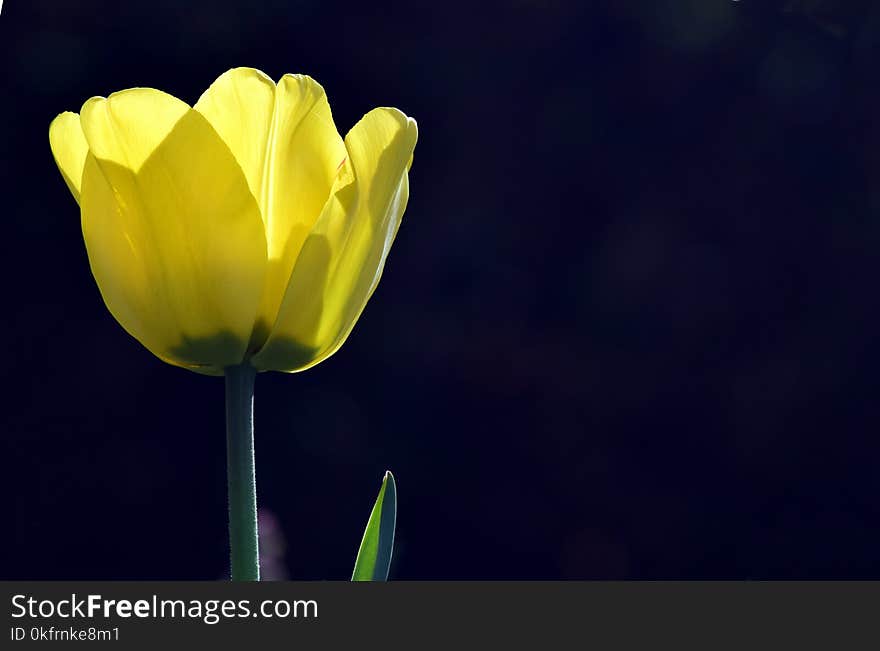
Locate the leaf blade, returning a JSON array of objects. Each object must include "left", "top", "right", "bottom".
[{"left": 351, "top": 471, "right": 397, "bottom": 581}]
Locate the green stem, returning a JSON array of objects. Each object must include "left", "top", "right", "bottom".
[{"left": 225, "top": 363, "right": 260, "bottom": 581}]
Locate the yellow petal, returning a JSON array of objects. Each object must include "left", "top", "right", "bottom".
[
  {"left": 195, "top": 70, "right": 347, "bottom": 337},
  {"left": 253, "top": 108, "right": 417, "bottom": 372},
  {"left": 80, "top": 88, "right": 190, "bottom": 170},
  {"left": 79, "top": 88, "right": 267, "bottom": 370},
  {"left": 193, "top": 67, "right": 276, "bottom": 210},
  {"left": 263, "top": 74, "right": 347, "bottom": 276},
  {"left": 48, "top": 112, "right": 89, "bottom": 202}
]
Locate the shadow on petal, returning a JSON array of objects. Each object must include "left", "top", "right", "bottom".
[
  {"left": 81, "top": 109, "right": 266, "bottom": 371},
  {"left": 252, "top": 234, "right": 331, "bottom": 371},
  {"left": 168, "top": 331, "right": 249, "bottom": 368}
]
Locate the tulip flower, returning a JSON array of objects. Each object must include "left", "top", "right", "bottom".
[{"left": 48, "top": 68, "right": 417, "bottom": 580}]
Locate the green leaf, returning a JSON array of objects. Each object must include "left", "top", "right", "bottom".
[{"left": 351, "top": 470, "right": 397, "bottom": 581}]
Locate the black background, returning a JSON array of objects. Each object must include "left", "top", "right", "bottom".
[{"left": 3, "top": 0, "right": 880, "bottom": 580}]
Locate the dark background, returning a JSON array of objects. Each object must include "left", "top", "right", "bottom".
[{"left": 2, "top": 0, "right": 880, "bottom": 580}]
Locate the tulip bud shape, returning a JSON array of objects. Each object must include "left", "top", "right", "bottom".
[{"left": 49, "top": 68, "right": 417, "bottom": 375}]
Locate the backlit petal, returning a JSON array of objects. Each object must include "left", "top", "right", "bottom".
[
  {"left": 48, "top": 112, "right": 88, "bottom": 202},
  {"left": 80, "top": 88, "right": 190, "bottom": 170},
  {"left": 261, "top": 74, "right": 347, "bottom": 288},
  {"left": 196, "top": 70, "right": 347, "bottom": 338},
  {"left": 79, "top": 89, "right": 267, "bottom": 370},
  {"left": 194, "top": 67, "right": 276, "bottom": 211},
  {"left": 253, "top": 108, "right": 417, "bottom": 372}
]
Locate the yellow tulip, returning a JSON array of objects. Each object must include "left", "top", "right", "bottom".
[{"left": 48, "top": 67, "right": 417, "bottom": 375}]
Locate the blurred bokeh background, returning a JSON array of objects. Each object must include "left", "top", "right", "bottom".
[{"left": 2, "top": 0, "right": 880, "bottom": 579}]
